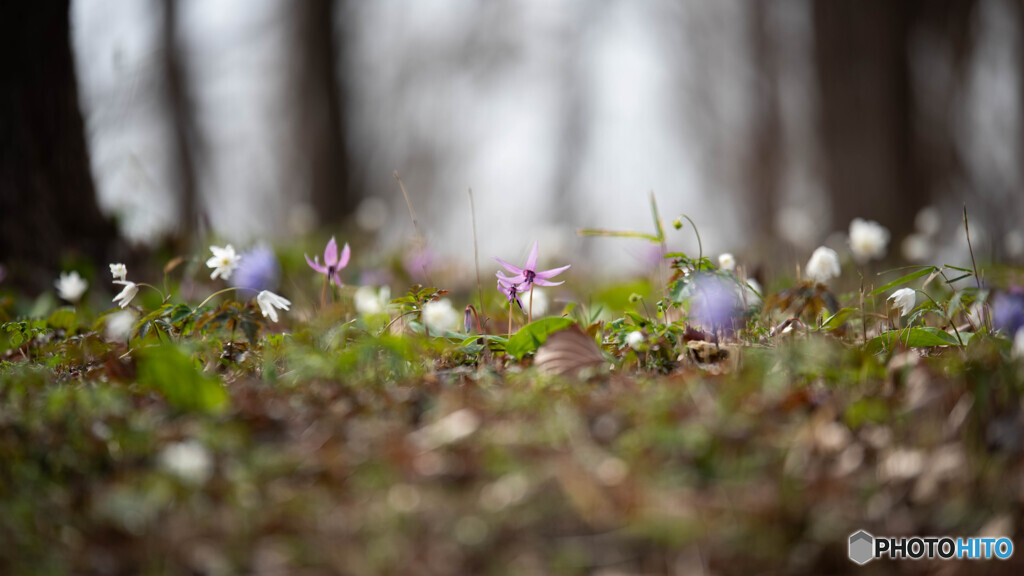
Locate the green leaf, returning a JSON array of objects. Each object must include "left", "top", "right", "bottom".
[
  {"left": 135, "top": 344, "right": 230, "bottom": 414},
  {"left": 867, "top": 327, "right": 961, "bottom": 351},
  {"left": 870, "top": 267, "right": 935, "bottom": 297},
  {"left": 821, "top": 307, "right": 856, "bottom": 331},
  {"left": 506, "top": 317, "right": 576, "bottom": 360},
  {"left": 649, "top": 192, "right": 666, "bottom": 243},
  {"left": 576, "top": 228, "right": 659, "bottom": 241},
  {"left": 47, "top": 307, "right": 77, "bottom": 332}
]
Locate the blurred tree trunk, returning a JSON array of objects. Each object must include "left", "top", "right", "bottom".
[
  {"left": 748, "top": 1, "right": 782, "bottom": 245},
  {"left": 0, "top": 0, "right": 116, "bottom": 291},
  {"left": 297, "top": 0, "right": 354, "bottom": 225},
  {"left": 162, "top": 0, "right": 201, "bottom": 248},
  {"left": 813, "top": 0, "right": 922, "bottom": 238}
]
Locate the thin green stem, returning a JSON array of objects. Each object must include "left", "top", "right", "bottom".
[
  {"left": 320, "top": 275, "right": 328, "bottom": 310},
  {"left": 680, "top": 214, "right": 703, "bottom": 264},
  {"left": 528, "top": 285, "right": 534, "bottom": 324},
  {"left": 196, "top": 287, "right": 239, "bottom": 311},
  {"left": 135, "top": 282, "right": 167, "bottom": 301},
  {"left": 963, "top": 205, "right": 982, "bottom": 291}
]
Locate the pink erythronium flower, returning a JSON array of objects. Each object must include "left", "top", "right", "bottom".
[
  {"left": 305, "top": 236, "right": 351, "bottom": 286},
  {"left": 496, "top": 273, "right": 525, "bottom": 311},
  {"left": 494, "top": 241, "right": 570, "bottom": 288}
]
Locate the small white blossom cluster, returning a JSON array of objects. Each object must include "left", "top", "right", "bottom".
[
  {"left": 849, "top": 218, "right": 890, "bottom": 263},
  {"left": 806, "top": 246, "right": 841, "bottom": 284},
  {"left": 355, "top": 286, "right": 391, "bottom": 316},
  {"left": 158, "top": 440, "right": 213, "bottom": 484},
  {"left": 55, "top": 271, "right": 88, "bottom": 303},
  {"left": 626, "top": 330, "right": 644, "bottom": 350},
  {"left": 422, "top": 299, "right": 459, "bottom": 334}
]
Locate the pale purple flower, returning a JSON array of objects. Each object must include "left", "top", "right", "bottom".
[
  {"left": 993, "top": 288, "right": 1024, "bottom": 336},
  {"left": 688, "top": 275, "right": 743, "bottom": 332},
  {"left": 305, "top": 236, "right": 351, "bottom": 287},
  {"left": 231, "top": 245, "right": 280, "bottom": 294},
  {"left": 494, "top": 241, "right": 570, "bottom": 288},
  {"left": 497, "top": 274, "right": 525, "bottom": 311},
  {"left": 404, "top": 248, "right": 434, "bottom": 282},
  {"left": 360, "top": 269, "right": 394, "bottom": 287}
]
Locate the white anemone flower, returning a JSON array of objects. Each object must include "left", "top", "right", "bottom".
[
  {"left": 112, "top": 281, "right": 139, "bottom": 309},
  {"left": 354, "top": 285, "right": 391, "bottom": 316},
  {"left": 849, "top": 218, "right": 890, "bottom": 263},
  {"left": 422, "top": 299, "right": 458, "bottom": 334},
  {"left": 158, "top": 441, "right": 213, "bottom": 484},
  {"left": 109, "top": 263, "right": 127, "bottom": 282},
  {"left": 736, "top": 278, "right": 762, "bottom": 305},
  {"left": 256, "top": 290, "right": 291, "bottom": 323},
  {"left": 718, "top": 253, "right": 736, "bottom": 272},
  {"left": 901, "top": 233, "right": 931, "bottom": 262},
  {"left": 55, "top": 271, "right": 88, "bottom": 303},
  {"left": 888, "top": 287, "right": 916, "bottom": 317},
  {"left": 626, "top": 330, "right": 644, "bottom": 350},
  {"left": 206, "top": 244, "right": 241, "bottom": 281},
  {"left": 1014, "top": 328, "right": 1024, "bottom": 359},
  {"left": 105, "top": 310, "right": 136, "bottom": 341},
  {"left": 806, "top": 247, "right": 841, "bottom": 284},
  {"left": 521, "top": 288, "right": 549, "bottom": 317}
]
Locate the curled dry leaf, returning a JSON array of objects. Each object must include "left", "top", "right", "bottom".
[
  {"left": 683, "top": 340, "right": 739, "bottom": 373},
  {"left": 534, "top": 325, "right": 606, "bottom": 377}
]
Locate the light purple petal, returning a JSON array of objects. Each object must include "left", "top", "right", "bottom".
[
  {"left": 532, "top": 278, "right": 565, "bottom": 287},
  {"left": 337, "top": 243, "right": 351, "bottom": 269},
  {"left": 493, "top": 257, "right": 524, "bottom": 276},
  {"left": 333, "top": 270, "right": 345, "bottom": 287},
  {"left": 496, "top": 271, "right": 525, "bottom": 286},
  {"left": 324, "top": 237, "right": 339, "bottom": 267},
  {"left": 535, "top": 264, "right": 571, "bottom": 280},
  {"left": 305, "top": 254, "right": 328, "bottom": 274},
  {"left": 525, "top": 241, "right": 539, "bottom": 272}
]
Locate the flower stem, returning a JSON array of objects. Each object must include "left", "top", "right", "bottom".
[
  {"left": 508, "top": 301, "right": 513, "bottom": 338},
  {"left": 320, "top": 275, "right": 328, "bottom": 310},
  {"left": 196, "top": 287, "right": 239, "bottom": 310},
  {"left": 528, "top": 285, "right": 534, "bottom": 324},
  {"left": 136, "top": 283, "right": 167, "bottom": 301}
]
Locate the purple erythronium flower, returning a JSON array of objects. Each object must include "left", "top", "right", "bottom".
[
  {"left": 404, "top": 247, "right": 435, "bottom": 282},
  {"left": 305, "top": 236, "right": 351, "bottom": 286},
  {"left": 992, "top": 287, "right": 1024, "bottom": 336},
  {"left": 494, "top": 241, "right": 570, "bottom": 288},
  {"left": 231, "top": 245, "right": 281, "bottom": 294},
  {"left": 497, "top": 274, "right": 524, "bottom": 311}
]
